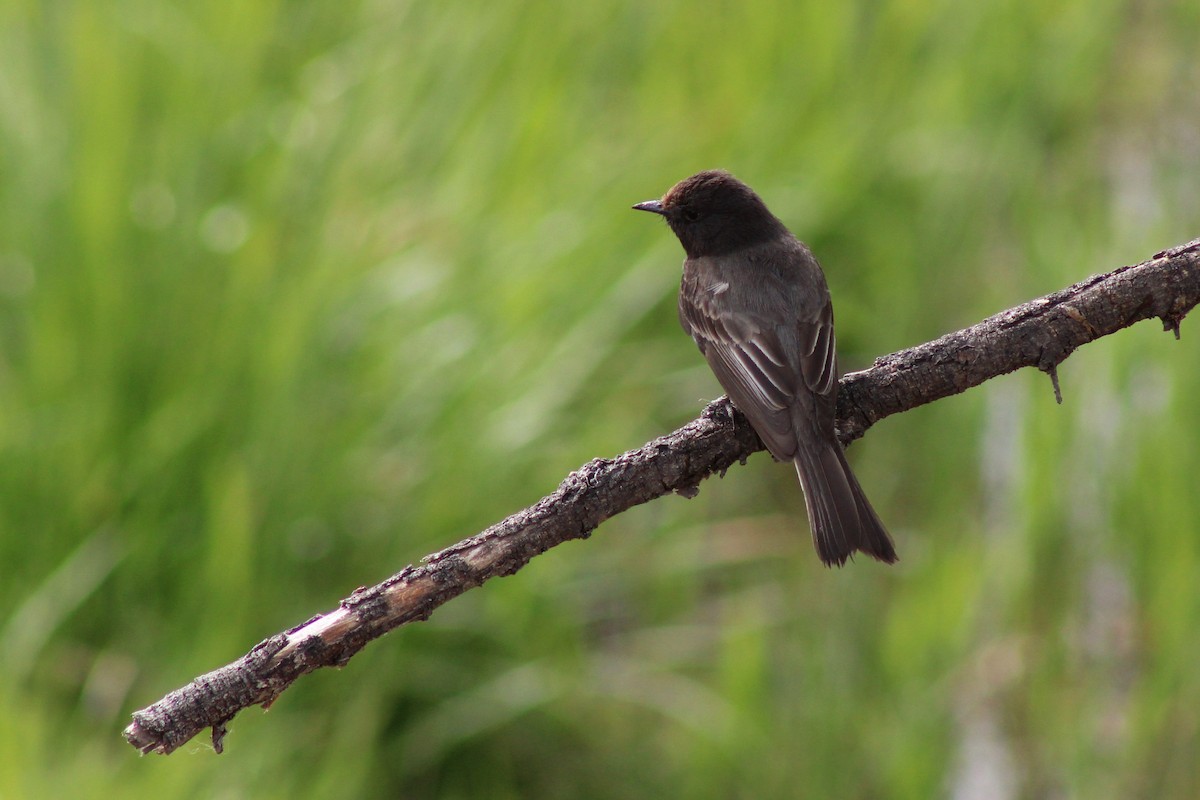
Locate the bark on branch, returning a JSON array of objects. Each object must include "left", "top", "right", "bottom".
[{"left": 124, "top": 237, "right": 1200, "bottom": 756}]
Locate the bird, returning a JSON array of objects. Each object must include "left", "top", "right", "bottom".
[{"left": 633, "top": 170, "right": 897, "bottom": 567}]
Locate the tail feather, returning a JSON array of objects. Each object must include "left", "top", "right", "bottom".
[{"left": 793, "top": 443, "right": 897, "bottom": 567}]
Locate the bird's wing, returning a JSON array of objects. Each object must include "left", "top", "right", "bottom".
[
  {"left": 680, "top": 275, "right": 837, "bottom": 461},
  {"left": 794, "top": 301, "right": 838, "bottom": 399},
  {"left": 681, "top": 266, "right": 840, "bottom": 460}
]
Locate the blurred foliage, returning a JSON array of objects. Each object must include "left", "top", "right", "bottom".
[{"left": 1, "top": 0, "right": 1199, "bottom": 797}]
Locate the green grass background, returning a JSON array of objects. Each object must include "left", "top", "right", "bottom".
[{"left": 2, "top": 1, "right": 1199, "bottom": 797}]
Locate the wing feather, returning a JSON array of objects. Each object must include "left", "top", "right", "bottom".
[{"left": 679, "top": 271, "right": 838, "bottom": 461}]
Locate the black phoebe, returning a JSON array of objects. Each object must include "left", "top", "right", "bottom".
[{"left": 634, "top": 170, "right": 897, "bottom": 567}]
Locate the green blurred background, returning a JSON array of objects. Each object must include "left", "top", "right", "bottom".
[{"left": 2, "top": 1, "right": 1198, "bottom": 797}]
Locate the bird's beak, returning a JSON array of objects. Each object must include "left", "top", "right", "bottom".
[{"left": 632, "top": 200, "right": 665, "bottom": 215}]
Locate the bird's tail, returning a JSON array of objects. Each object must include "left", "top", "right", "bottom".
[{"left": 792, "top": 442, "right": 897, "bottom": 567}]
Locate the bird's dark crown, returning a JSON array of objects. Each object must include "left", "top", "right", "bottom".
[{"left": 640, "top": 170, "right": 790, "bottom": 258}]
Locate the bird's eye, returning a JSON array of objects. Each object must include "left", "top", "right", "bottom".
[{"left": 682, "top": 207, "right": 700, "bottom": 222}]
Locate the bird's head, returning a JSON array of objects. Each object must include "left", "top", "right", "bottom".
[{"left": 633, "top": 170, "right": 788, "bottom": 258}]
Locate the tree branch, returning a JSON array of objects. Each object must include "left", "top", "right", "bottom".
[{"left": 124, "top": 237, "right": 1200, "bottom": 756}]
